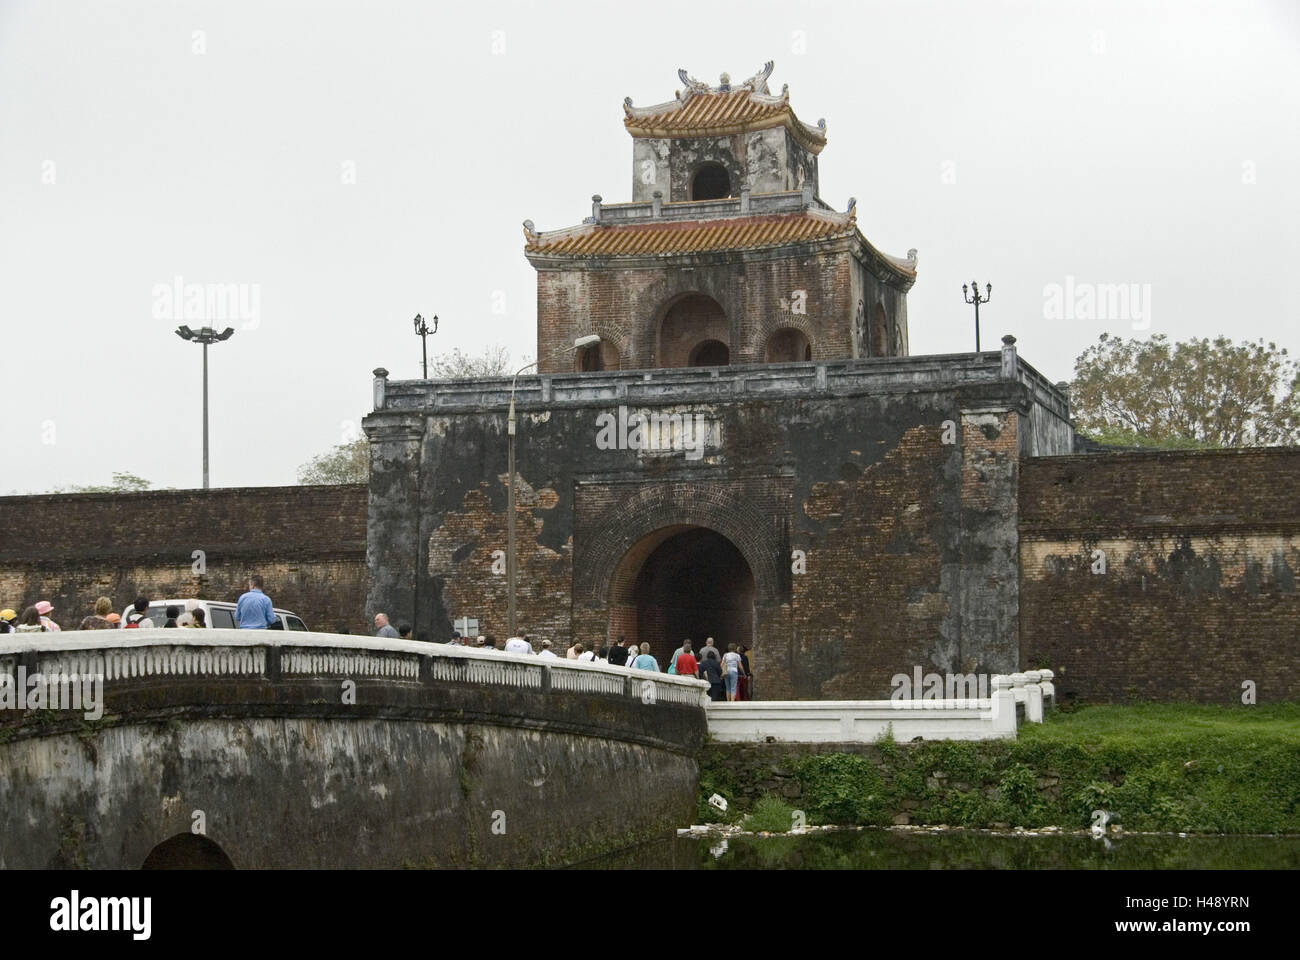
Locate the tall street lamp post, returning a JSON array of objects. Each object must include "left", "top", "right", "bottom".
[
  {"left": 174, "top": 325, "right": 235, "bottom": 489},
  {"left": 506, "top": 334, "right": 601, "bottom": 636},
  {"left": 963, "top": 280, "right": 992, "bottom": 353},
  {"left": 414, "top": 313, "right": 438, "bottom": 378}
]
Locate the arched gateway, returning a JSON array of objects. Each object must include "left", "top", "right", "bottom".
[
  {"left": 606, "top": 525, "right": 755, "bottom": 666},
  {"left": 572, "top": 481, "right": 790, "bottom": 692},
  {"left": 142, "top": 833, "right": 236, "bottom": 870}
]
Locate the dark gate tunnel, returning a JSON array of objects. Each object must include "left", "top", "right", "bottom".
[
  {"left": 141, "top": 833, "right": 236, "bottom": 870},
  {"left": 628, "top": 526, "right": 754, "bottom": 662}
]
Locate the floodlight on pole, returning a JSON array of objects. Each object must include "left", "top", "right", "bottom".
[{"left": 174, "top": 325, "right": 235, "bottom": 489}]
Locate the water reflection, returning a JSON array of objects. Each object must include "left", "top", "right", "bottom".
[{"left": 586, "top": 829, "right": 1300, "bottom": 870}]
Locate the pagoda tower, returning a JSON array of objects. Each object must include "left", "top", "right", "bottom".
[{"left": 524, "top": 62, "right": 918, "bottom": 374}]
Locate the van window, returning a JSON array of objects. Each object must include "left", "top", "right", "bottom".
[
  {"left": 209, "top": 608, "right": 236, "bottom": 629},
  {"left": 284, "top": 616, "right": 308, "bottom": 632}
]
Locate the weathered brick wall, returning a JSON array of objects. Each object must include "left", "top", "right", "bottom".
[
  {"left": 1019, "top": 449, "right": 1300, "bottom": 703},
  {"left": 535, "top": 249, "right": 855, "bottom": 373},
  {"left": 368, "top": 371, "right": 1037, "bottom": 699},
  {"left": 0, "top": 485, "right": 369, "bottom": 634}
]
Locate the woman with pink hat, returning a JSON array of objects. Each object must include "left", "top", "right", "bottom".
[{"left": 35, "top": 600, "right": 60, "bottom": 632}]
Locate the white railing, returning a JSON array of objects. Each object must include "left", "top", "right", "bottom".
[
  {"left": 0, "top": 629, "right": 710, "bottom": 709},
  {"left": 706, "top": 671, "right": 1056, "bottom": 743}
]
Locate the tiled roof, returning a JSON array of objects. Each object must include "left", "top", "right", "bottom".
[
  {"left": 623, "top": 64, "right": 827, "bottom": 154},
  {"left": 525, "top": 211, "right": 856, "bottom": 259}
]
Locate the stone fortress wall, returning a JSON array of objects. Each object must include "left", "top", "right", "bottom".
[
  {"left": 2, "top": 446, "right": 1296, "bottom": 703},
  {"left": 0, "top": 484, "right": 370, "bottom": 636},
  {"left": 1019, "top": 448, "right": 1300, "bottom": 703}
]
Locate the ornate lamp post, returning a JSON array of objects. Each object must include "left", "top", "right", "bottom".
[
  {"left": 506, "top": 334, "right": 601, "bottom": 635},
  {"left": 414, "top": 313, "right": 438, "bottom": 379},
  {"left": 174, "top": 325, "right": 235, "bottom": 489},
  {"left": 963, "top": 280, "right": 992, "bottom": 353}
]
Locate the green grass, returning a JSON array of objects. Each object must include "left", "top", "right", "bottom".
[
  {"left": 741, "top": 796, "right": 800, "bottom": 833},
  {"left": 702, "top": 703, "right": 1300, "bottom": 834},
  {"left": 1005, "top": 703, "right": 1300, "bottom": 833},
  {"left": 1019, "top": 702, "right": 1300, "bottom": 744}
]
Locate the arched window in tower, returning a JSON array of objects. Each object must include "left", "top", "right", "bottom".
[
  {"left": 688, "top": 339, "right": 730, "bottom": 366},
  {"left": 873, "top": 302, "right": 889, "bottom": 357},
  {"left": 691, "top": 163, "right": 731, "bottom": 201},
  {"left": 577, "top": 340, "right": 620, "bottom": 372},
  {"left": 854, "top": 301, "right": 866, "bottom": 358},
  {"left": 764, "top": 327, "right": 812, "bottom": 364},
  {"left": 657, "top": 293, "right": 729, "bottom": 368}
]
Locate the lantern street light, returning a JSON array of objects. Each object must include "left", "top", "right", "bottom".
[
  {"left": 506, "top": 334, "right": 601, "bottom": 636},
  {"left": 174, "top": 325, "right": 235, "bottom": 489},
  {"left": 962, "top": 280, "right": 992, "bottom": 353},
  {"left": 414, "top": 313, "right": 439, "bottom": 379}
]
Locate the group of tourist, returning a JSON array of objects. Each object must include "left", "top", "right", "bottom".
[
  {"left": 0, "top": 577, "right": 280, "bottom": 635},
  {"left": 562, "top": 635, "right": 752, "bottom": 700},
  {"left": 0, "top": 595, "right": 212, "bottom": 633},
  {"left": 657, "top": 637, "right": 752, "bottom": 702},
  {"left": 0, "top": 599, "right": 63, "bottom": 633},
  {"left": 398, "top": 628, "right": 754, "bottom": 700},
  {"left": 4, "top": 590, "right": 755, "bottom": 700}
]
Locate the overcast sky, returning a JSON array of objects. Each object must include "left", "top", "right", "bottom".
[{"left": 1, "top": 0, "right": 1296, "bottom": 494}]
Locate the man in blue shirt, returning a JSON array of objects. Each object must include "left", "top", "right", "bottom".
[{"left": 235, "top": 576, "right": 277, "bottom": 629}]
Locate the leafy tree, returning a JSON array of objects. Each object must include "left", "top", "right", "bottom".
[
  {"left": 1071, "top": 333, "right": 1300, "bottom": 448},
  {"left": 429, "top": 344, "right": 516, "bottom": 380},
  {"left": 298, "top": 439, "right": 367, "bottom": 485},
  {"left": 58, "top": 471, "right": 152, "bottom": 493},
  {"left": 296, "top": 345, "right": 518, "bottom": 484}
]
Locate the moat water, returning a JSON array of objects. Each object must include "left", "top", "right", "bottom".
[{"left": 586, "top": 829, "right": 1300, "bottom": 870}]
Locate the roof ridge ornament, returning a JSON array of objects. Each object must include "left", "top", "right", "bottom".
[
  {"left": 676, "top": 68, "right": 710, "bottom": 100},
  {"left": 672, "top": 61, "right": 775, "bottom": 100},
  {"left": 739, "top": 60, "right": 775, "bottom": 95},
  {"left": 624, "top": 63, "right": 827, "bottom": 154}
]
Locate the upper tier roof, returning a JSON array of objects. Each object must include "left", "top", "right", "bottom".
[
  {"left": 524, "top": 206, "right": 918, "bottom": 282},
  {"left": 623, "top": 62, "right": 827, "bottom": 155}
]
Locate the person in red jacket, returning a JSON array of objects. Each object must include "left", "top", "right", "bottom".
[{"left": 675, "top": 639, "right": 699, "bottom": 680}]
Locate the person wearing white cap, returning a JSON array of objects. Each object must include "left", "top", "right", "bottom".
[
  {"left": 537, "top": 639, "right": 557, "bottom": 659},
  {"left": 177, "top": 599, "right": 201, "bottom": 628}
]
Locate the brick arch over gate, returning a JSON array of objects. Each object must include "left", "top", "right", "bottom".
[{"left": 572, "top": 482, "right": 789, "bottom": 609}]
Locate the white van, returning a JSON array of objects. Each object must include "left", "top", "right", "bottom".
[{"left": 120, "top": 599, "right": 309, "bottom": 631}]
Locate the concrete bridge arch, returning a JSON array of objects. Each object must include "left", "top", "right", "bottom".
[{"left": 0, "top": 632, "right": 708, "bottom": 869}]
